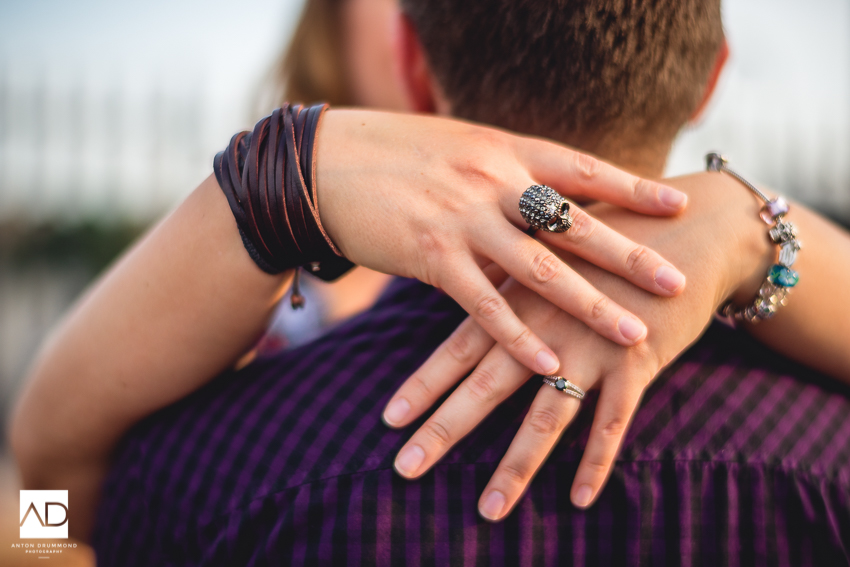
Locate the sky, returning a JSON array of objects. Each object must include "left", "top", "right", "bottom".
[
  {"left": 0, "top": 0, "right": 300, "bottom": 124},
  {"left": 0, "top": 0, "right": 297, "bottom": 79}
]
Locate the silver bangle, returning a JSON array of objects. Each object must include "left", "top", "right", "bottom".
[{"left": 706, "top": 153, "right": 801, "bottom": 324}]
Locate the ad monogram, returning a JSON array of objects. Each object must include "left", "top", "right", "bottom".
[{"left": 19, "top": 490, "right": 69, "bottom": 539}]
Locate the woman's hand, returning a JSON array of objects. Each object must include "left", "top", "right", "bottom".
[
  {"left": 317, "top": 110, "right": 688, "bottom": 375},
  {"left": 380, "top": 172, "right": 774, "bottom": 520}
]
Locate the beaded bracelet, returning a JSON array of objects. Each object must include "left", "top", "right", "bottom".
[{"left": 706, "top": 153, "right": 801, "bottom": 323}]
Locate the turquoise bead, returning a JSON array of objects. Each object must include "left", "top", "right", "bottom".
[{"left": 768, "top": 264, "right": 799, "bottom": 287}]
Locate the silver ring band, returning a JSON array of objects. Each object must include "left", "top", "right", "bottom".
[
  {"left": 541, "top": 375, "right": 585, "bottom": 400},
  {"left": 519, "top": 184, "right": 573, "bottom": 233}
]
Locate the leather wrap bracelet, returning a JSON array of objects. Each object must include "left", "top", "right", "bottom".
[
  {"left": 706, "top": 152, "right": 801, "bottom": 323},
  {"left": 214, "top": 103, "right": 354, "bottom": 307}
]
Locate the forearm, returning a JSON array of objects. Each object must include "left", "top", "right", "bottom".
[
  {"left": 9, "top": 175, "right": 289, "bottom": 536},
  {"left": 734, "top": 201, "right": 850, "bottom": 382}
]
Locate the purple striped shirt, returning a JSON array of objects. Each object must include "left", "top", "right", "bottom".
[{"left": 93, "top": 277, "right": 850, "bottom": 565}]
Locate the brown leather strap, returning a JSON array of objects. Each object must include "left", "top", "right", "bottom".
[{"left": 213, "top": 103, "right": 354, "bottom": 282}]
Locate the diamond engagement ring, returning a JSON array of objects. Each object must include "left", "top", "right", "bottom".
[
  {"left": 541, "top": 375, "right": 585, "bottom": 400},
  {"left": 519, "top": 184, "right": 573, "bottom": 233}
]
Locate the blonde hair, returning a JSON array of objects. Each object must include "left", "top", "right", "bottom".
[{"left": 256, "top": 0, "right": 354, "bottom": 115}]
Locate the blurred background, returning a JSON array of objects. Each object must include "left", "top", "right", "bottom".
[{"left": 0, "top": 0, "right": 848, "bottom": 563}]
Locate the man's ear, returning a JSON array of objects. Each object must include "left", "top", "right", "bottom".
[
  {"left": 393, "top": 12, "right": 445, "bottom": 113},
  {"left": 690, "top": 37, "right": 729, "bottom": 123}
]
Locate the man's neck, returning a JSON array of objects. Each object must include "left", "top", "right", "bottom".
[
  {"left": 588, "top": 139, "right": 673, "bottom": 181},
  {"left": 435, "top": 106, "right": 673, "bottom": 180}
]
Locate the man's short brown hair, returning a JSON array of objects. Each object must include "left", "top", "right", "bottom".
[{"left": 401, "top": 0, "right": 723, "bottom": 152}]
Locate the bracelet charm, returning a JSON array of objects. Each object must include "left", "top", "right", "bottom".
[{"left": 706, "top": 153, "right": 801, "bottom": 324}]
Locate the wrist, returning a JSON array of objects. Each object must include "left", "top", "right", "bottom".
[
  {"left": 708, "top": 172, "right": 776, "bottom": 306},
  {"left": 728, "top": 222, "right": 775, "bottom": 307}
]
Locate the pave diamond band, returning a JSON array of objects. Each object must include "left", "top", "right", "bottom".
[
  {"left": 541, "top": 375, "right": 585, "bottom": 400},
  {"left": 519, "top": 184, "right": 574, "bottom": 233}
]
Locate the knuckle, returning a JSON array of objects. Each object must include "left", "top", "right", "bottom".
[
  {"left": 622, "top": 344, "right": 662, "bottom": 384},
  {"left": 636, "top": 364, "right": 658, "bottom": 388},
  {"left": 526, "top": 407, "right": 564, "bottom": 437},
  {"left": 586, "top": 295, "right": 609, "bottom": 321},
  {"left": 463, "top": 367, "right": 502, "bottom": 404},
  {"left": 454, "top": 158, "right": 500, "bottom": 187},
  {"left": 583, "top": 459, "right": 609, "bottom": 475},
  {"left": 474, "top": 293, "right": 507, "bottom": 321},
  {"left": 414, "top": 229, "right": 449, "bottom": 287},
  {"left": 574, "top": 152, "right": 601, "bottom": 181},
  {"left": 508, "top": 327, "right": 533, "bottom": 351},
  {"left": 498, "top": 461, "right": 531, "bottom": 486},
  {"left": 467, "top": 126, "right": 509, "bottom": 151},
  {"left": 415, "top": 226, "right": 444, "bottom": 256},
  {"left": 598, "top": 416, "right": 629, "bottom": 438},
  {"left": 630, "top": 342, "right": 654, "bottom": 364},
  {"left": 637, "top": 370, "right": 654, "bottom": 389},
  {"left": 625, "top": 245, "right": 652, "bottom": 276},
  {"left": 421, "top": 418, "right": 453, "bottom": 447},
  {"left": 444, "top": 327, "right": 475, "bottom": 365},
  {"left": 408, "top": 373, "right": 434, "bottom": 398},
  {"left": 632, "top": 177, "right": 654, "bottom": 202},
  {"left": 529, "top": 251, "right": 562, "bottom": 285},
  {"left": 565, "top": 208, "right": 595, "bottom": 245},
  {"left": 449, "top": 136, "right": 507, "bottom": 188}
]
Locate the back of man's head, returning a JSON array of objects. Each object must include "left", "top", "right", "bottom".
[{"left": 401, "top": 0, "right": 723, "bottom": 161}]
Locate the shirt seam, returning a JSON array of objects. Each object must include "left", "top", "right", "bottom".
[{"left": 189, "top": 455, "right": 850, "bottom": 531}]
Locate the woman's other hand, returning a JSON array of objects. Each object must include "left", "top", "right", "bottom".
[
  {"left": 381, "top": 172, "right": 774, "bottom": 520},
  {"left": 317, "top": 110, "right": 688, "bottom": 375}
]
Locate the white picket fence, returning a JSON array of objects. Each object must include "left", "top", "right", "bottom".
[{"left": 0, "top": 65, "right": 215, "bottom": 221}]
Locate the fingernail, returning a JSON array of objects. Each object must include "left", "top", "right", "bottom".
[
  {"left": 479, "top": 490, "right": 506, "bottom": 520},
  {"left": 659, "top": 186, "right": 687, "bottom": 210},
  {"left": 383, "top": 398, "right": 411, "bottom": 426},
  {"left": 394, "top": 445, "right": 425, "bottom": 477},
  {"left": 654, "top": 265, "right": 686, "bottom": 293},
  {"left": 573, "top": 484, "right": 594, "bottom": 507},
  {"left": 535, "top": 350, "right": 560, "bottom": 374},
  {"left": 618, "top": 315, "right": 647, "bottom": 343}
]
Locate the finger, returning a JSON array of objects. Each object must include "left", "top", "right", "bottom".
[
  {"left": 570, "top": 374, "right": 645, "bottom": 509},
  {"left": 393, "top": 346, "right": 529, "bottom": 480},
  {"left": 534, "top": 206, "right": 686, "bottom": 296},
  {"left": 511, "top": 138, "right": 687, "bottom": 217},
  {"left": 436, "top": 256, "right": 561, "bottom": 375},
  {"left": 382, "top": 316, "right": 495, "bottom": 428},
  {"left": 382, "top": 263, "right": 510, "bottom": 429},
  {"left": 473, "top": 223, "right": 648, "bottom": 346},
  {"left": 477, "top": 379, "right": 585, "bottom": 521}
]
